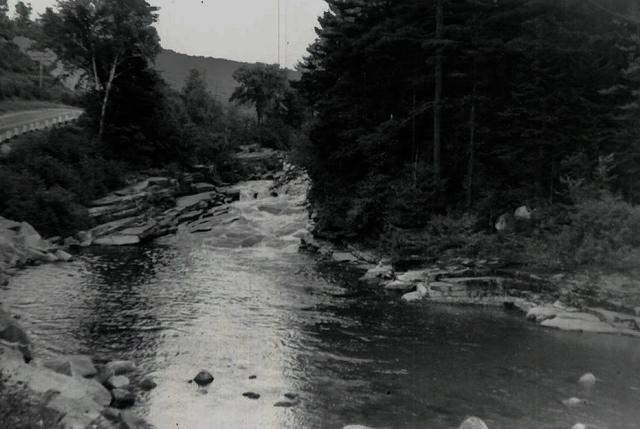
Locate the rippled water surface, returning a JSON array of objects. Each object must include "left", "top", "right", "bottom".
[{"left": 3, "top": 180, "right": 640, "bottom": 429}]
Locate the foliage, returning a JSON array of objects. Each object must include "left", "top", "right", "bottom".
[
  {"left": 230, "top": 64, "right": 288, "bottom": 124},
  {"left": 230, "top": 64, "right": 304, "bottom": 148},
  {"left": 0, "top": 127, "right": 126, "bottom": 236},
  {"left": 41, "top": 0, "right": 161, "bottom": 139},
  {"left": 296, "top": 0, "right": 640, "bottom": 242},
  {"left": 0, "top": 12, "right": 71, "bottom": 102}
]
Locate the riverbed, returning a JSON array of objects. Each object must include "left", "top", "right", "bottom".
[{"left": 2, "top": 179, "right": 640, "bottom": 429}]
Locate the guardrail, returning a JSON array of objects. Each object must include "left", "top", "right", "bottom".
[{"left": 0, "top": 110, "right": 83, "bottom": 144}]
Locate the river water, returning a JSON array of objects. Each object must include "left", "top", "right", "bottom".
[{"left": 3, "top": 179, "right": 640, "bottom": 429}]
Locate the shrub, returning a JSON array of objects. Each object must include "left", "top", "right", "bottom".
[
  {"left": 547, "top": 192, "right": 640, "bottom": 267},
  {"left": 0, "top": 127, "right": 126, "bottom": 236}
]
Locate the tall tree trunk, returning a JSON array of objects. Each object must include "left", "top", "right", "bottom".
[
  {"left": 466, "top": 101, "right": 476, "bottom": 208},
  {"left": 98, "top": 56, "right": 118, "bottom": 141},
  {"left": 92, "top": 54, "right": 101, "bottom": 91},
  {"left": 412, "top": 87, "right": 418, "bottom": 187},
  {"left": 433, "top": 0, "right": 444, "bottom": 181}
]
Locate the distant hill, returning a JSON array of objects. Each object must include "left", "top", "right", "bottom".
[{"left": 154, "top": 49, "right": 300, "bottom": 105}]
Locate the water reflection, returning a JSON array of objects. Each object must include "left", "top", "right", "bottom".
[{"left": 3, "top": 179, "right": 640, "bottom": 428}]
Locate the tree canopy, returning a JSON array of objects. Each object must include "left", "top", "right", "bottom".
[
  {"left": 41, "top": 0, "right": 161, "bottom": 140},
  {"left": 296, "top": 0, "right": 640, "bottom": 238}
]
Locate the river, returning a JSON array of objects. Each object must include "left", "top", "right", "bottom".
[{"left": 2, "top": 179, "right": 640, "bottom": 429}]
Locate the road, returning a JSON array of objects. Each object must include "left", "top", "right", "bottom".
[{"left": 0, "top": 107, "right": 84, "bottom": 143}]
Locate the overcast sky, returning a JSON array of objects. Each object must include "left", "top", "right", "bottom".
[{"left": 8, "top": 0, "right": 327, "bottom": 67}]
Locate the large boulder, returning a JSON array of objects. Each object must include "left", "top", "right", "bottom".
[
  {"left": 44, "top": 355, "right": 97, "bottom": 378},
  {"left": 105, "top": 360, "right": 137, "bottom": 375},
  {"left": 0, "top": 307, "right": 32, "bottom": 361},
  {"left": 331, "top": 251, "right": 359, "bottom": 264},
  {"left": 526, "top": 305, "right": 560, "bottom": 323},
  {"left": 359, "top": 264, "right": 393, "bottom": 286},
  {"left": 459, "top": 417, "right": 489, "bottom": 429},
  {"left": 495, "top": 213, "right": 515, "bottom": 232},
  {"left": 105, "top": 375, "right": 130, "bottom": 390},
  {"left": 46, "top": 393, "right": 103, "bottom": 428},
  {"left": 514, "top": 205, "right": 532, "bottom": 220},
  {"left": 383, "top": 280, "right": 415, "bottom": 292},
  {"left": 111, "top": 388, "right": 135, "bottom": 409}
]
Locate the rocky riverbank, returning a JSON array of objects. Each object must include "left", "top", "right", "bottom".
[
  {"left": 0, "top": 305, "right": 155, "bottom": 428},
  {"left": 300, "top": 235, "right": 640, "bottom": 338},
  {"left": 0, "top": 148, "right": 287, "bottom": 428}
]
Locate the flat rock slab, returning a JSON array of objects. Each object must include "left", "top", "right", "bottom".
[
  {"left": 331, "top": 252, "right": 359, "bottom": 263},
  {"left": 43, "top": 355, "right": 96, "bottom": 378},
  {"left": 397, "top": 269, "right": 446, "bottom": 283},
  {"left": 383, "top": 280, "right": 415, "bottom": 292},
  {"left": 176, "top": 192, "right": 216, "bottom": 210},
  {"left": 540, "top": 313, "right": 620, "bottom": 334},
  {"left": 192, "top": 183, "right": 216, "bottom": 193},
  {"left": 47, "top": 393, "right": 103, "bottom": 424},
  {"left": 93, "top": 235, "right": 141, "bottom": 246}
]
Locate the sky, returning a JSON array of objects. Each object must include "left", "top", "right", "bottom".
[{"left": 8, "top": 0, "right": 328, "bottom": 67}]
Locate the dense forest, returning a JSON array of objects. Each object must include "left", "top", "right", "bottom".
[
  {"left": 295, "top": 0, "right": 640, "bottom": 269},
  {"left": 3, "top": 0, "right": 640, "bottom": 269}
]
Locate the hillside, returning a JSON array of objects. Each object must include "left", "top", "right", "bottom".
[
  {"left": 155, "top": 49, "right": 300, "bottom": 104},
  {"left": 0, "top": 36, "right": 73, "bottom": 102}
]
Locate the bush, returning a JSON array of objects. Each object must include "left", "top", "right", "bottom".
[
  {"left": 0, "top": 127, "right": 126, "bottom": 236},
  {"left": 547, "top": 192, "right": 640, "bottom": 267}
]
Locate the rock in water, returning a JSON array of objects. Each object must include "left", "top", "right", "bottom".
[
  {"left": 44, "top": 355, "right": 97, "bottom": 378},
  {"left": 120, "top": 410, "right": 145, "bottom": 429},
  {"left": 459, "top": 417, "right": 489, "bottom": 429},
  {"left": 0, "top": 307, "right": 32, "bottom": 361},
  {"left": 401, "top": 290, "right": 423, "bottom": 302},
  {"left": 514, "top": 205, "right": 532, "bottom": 220},
  {"left": 111, "top": 388, "right": 135, "bottom": 408},
  {"left": 193, "top": 370, "right": 214, "bottom": 386},
  {"left": 242, "top": 392, "right": 260, "bottom": 399},
  {"left": 578, "top": 373, "right": 597, "bottom": 387},
  {"left": 273, "top": 395, "right": 300, "bottom": 407},
  {"left": 106, "top": 375, "right": 130, "bottom": 390},
  {"left": 562, "top": 397, "right": 587, "bottom": 408},
  {"left": 106, "top": 360, "right": 137, "bottom": 375},
  {"left": 54, "top": 249, "right": 73, "bottom": 262},
  {"left": 43, "top": 358, "right": 73, "bottom": 376},
  {"left": 139, "top": 376, "right": 157, "bottom": 391}
]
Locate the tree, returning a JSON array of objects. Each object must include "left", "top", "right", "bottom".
[
  {"left": 230, "top": 64, "right": 288, "bottom": 125},
  {"left": 0, "top": 0, "right": 11, "bottom": 38},
  {"left": 14, "top": 1, "right": 32, "bottom": 28},
  {"left": 182, "top": 69, "right": 223, "bottom": 130},
  {"left": 41, "top": 0, "right": 160, "bottom": 140},
  {"left": 296, "top": 0, "right": 636, "bottom": 238}
]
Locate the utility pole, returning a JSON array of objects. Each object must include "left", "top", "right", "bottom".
[
  {"left": 433, "top": 0, "right": 444, "bottom": 182},
  {"left": 277, "top": 0, "right": 281, "bottom": 66}
]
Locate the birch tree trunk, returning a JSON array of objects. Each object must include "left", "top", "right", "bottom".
[{"left": 98, "top": 55, "right": 118, "bottom": 141}]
